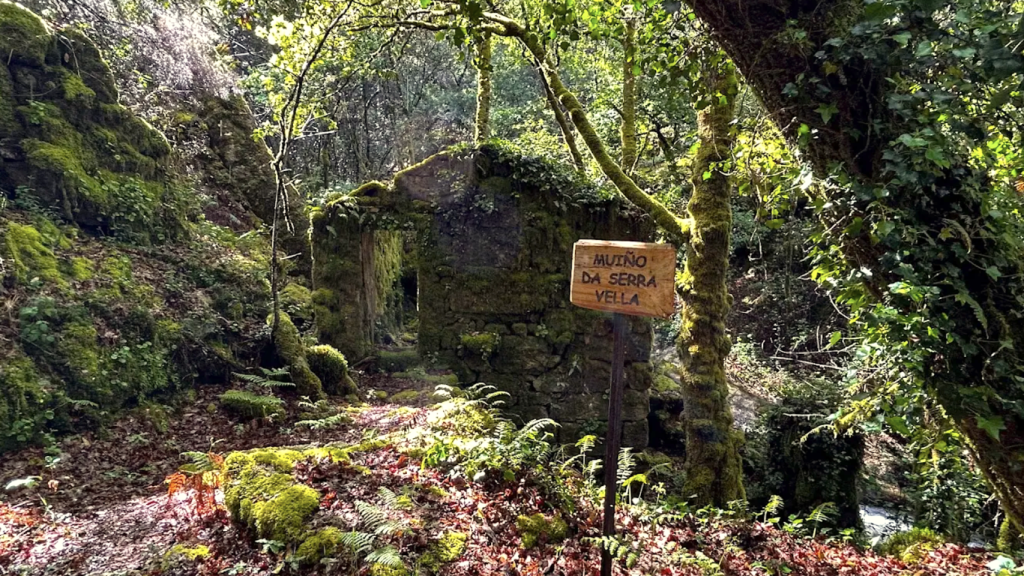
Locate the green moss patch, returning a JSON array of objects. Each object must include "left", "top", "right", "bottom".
[
  {"left": 0, "top": 1, "right": 50, "bottom": 66},
  {"left": 306, "top": 344, "right": 357, "bottom": 396},
  {"left": 4, "top": 222, "right": 63, "bottom": 284},
  {"left": 223, "top": 449, "right": 321, "bottom": 545},
  {"left": 418, "top": 532, "right": 467, "bottom": 573},
  {"left": 296, "top": 527, "right": 345, "bottom": 565},
  {"left": 516, "top": 513, "right": 568, "bottom": 549},
  {"left": 219, "top": 390, "right": 284, "bottom": 420}
]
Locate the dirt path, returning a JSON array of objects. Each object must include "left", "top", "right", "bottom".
[{"left": 0, "top": 374, "right": 439, "bottom": 575}]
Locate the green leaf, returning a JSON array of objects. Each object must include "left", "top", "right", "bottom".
[
  {"left": 892, "top": 32, "right": 912, "bottom": 47},
  {"left": 915, "top": 41, "right": 933, "bottom": 57},
  {"left": 875, "top": 220, "right": 895, "bottom": 237},
  {"left": 952, "top": 47, "right": 976, "bottom": 59},
  {"left": 827, "top": 331, "right": 842, "bottom": 349},
  {"left": 843, "top": 217, "right": 864, "bottom": 236},
  {"left": 631, "top": 64, "right": 641, "bottom": 76},
  {"left": 816, "top": 103, "right": 838, "bottom": 124},
  {"left": 765, "top": 218, "right": 785, "bottom": 230},
  {"left": 898, "top": 134, "right": 928, "bottom": 148},
  {"left": 986, "top": 266, "right": 1002, "bottom": 280},
  {"left": 976, "top": 415, "right": 1005, "bottom": 441},
  {"left": 886, "top": 416, "right": 911, "bottom": 436}
]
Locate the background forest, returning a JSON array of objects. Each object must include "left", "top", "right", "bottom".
[{"left": 0, "top": 0, "right": 1023, "bottom": 574}]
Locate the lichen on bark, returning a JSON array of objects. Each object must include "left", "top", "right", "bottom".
[{"left": 676, "top": 62, "right": 745, "bottom": 507}]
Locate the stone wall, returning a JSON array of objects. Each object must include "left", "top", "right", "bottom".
[
  {"left": 310, "top": 196, "right": 405, "bottom": 362},
  {"left": 312, "top": 143, "right": 659, "bottom": 447}
]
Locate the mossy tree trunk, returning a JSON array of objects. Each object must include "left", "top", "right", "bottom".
[
  {"left": 474, "top": 33, "right": 493, "bottom": 143},
  {"left": 620, "top": 20, "right": 638, "bottom": 173},
  {"left": 676, "top": 63, "right": 744, "bottom": 507}
]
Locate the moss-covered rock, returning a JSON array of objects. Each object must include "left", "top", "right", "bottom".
[
  {"left": 0, "top": 354, "right": 53, "bottom": 451},
  {"left": 418, "top": 531, "right": 467, "bottom": 573},
  {"left": 306, "top": 344, "right": 357, "bottom": 396},
  {"left": 0, "top": 3, "right": 178, "bottom": 242},
  {"left": 295, "top": 527, "right": 344, "bottom": 565},
  {"left": 254, "top": 484, "right": 321, "bottom": 544},
  {"left": 3, "top": 222, "right": 62, "bottom": 284},
  {"left": 280, "top": 283, "right": 313, "bottom": 325},
  {"left": 378, "top": 348, "right": 419, "bottom": 373},
  {"left": 879, "top": 527, "right": 944, "bottom": 562},
  {"left": 269, "top": 312, "right": 323, "bottom": 399},
  {"left": 744, "top": 388, "right": 864, "bottom": 529},
  {"left": 389, "top": 390, "right": 421, "bottom": 405},
  {"left": 222, "top": 448, "right": 320, "bottom": 545},
  {"left": 0, "top": 1, "right": 50, "bottom": 66},
  {"left": 516, "top": 513, "right": 568, "bottom": 549},
  {"left": 219, "top": 390, "right": 284, "bottom": 420}
]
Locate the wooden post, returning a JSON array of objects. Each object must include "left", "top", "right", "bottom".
[
  {"left": 601, "top": 312, "right": 627, "bottom": 576},
  {"left": 570, "top": 239, "right": 676, "bottom": 576}
]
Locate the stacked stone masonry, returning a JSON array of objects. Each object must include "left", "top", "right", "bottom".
[{"left": 312, "top": 144, "right": 659, "bottom": 447}]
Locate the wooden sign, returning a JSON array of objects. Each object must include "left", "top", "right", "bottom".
[{"left": 570, "top": 240, "right": 676, "bottom": 318}]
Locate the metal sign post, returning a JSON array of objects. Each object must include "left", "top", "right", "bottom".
[{"left": 569, "top": 240, "right": 676, "bottom": 576}]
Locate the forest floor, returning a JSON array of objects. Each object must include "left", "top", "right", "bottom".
[{"left": 0, "top": 370, "right": 1006, "bottom": 576}]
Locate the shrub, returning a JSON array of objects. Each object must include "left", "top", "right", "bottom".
[
  {"left": 219, "top": 390, "right": 284, "bottom": 420},
  {"left": 879, "top": 527, "right": 944, "bottom": 562}
]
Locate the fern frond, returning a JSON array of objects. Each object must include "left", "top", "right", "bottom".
[
  {"left": 260, "top": 367, "right": 290, "bottom": 378},
  {"left": 517, "top": 418, "right": 558, "bottom": 439},
  {"left": 374, "top": 520, "right": 410, "bottom": 537},
  {"left": 617, "top": 448, "right": 636, "bottom": 487},
  {"left": 808, "top": 502, "right": 836, "bottom": 525},
  {"left": 356, "top": 501, "right": 388, "bottom": 530},
  {"left": 339, "top": 531, "right": 374, "bottom": 556},
  {"left": 576, "top": 434, "right": 597, "bottom": 452},
  {"left": 377, "top": 487, "right": 398, "bottom": 507},
  {"left": 296, "top": 413, "right": 350, "bottom": 430},
  {"left": 762, "top": 495, "right": 784, "bottom": 519},
  {"left": 366, "top": 546, "right": 404, "bottom": 567}
]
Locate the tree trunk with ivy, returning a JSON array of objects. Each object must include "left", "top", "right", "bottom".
[
  {"left": 474, "top": 33, "right": 493, "bottom": 143},
  {"left": 676, "top": 63, "right": 745, "bottom": 506},
  {"left": 684, "top": 0, "right": 1024, "bottom": 527},
  {"left": 620, "top": 20, "right": 638, "bottom": 173},
  {"left": 508, "top": 23, "right": 745, "bottom": 505}
]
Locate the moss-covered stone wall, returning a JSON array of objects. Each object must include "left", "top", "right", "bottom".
[
  {"left": 0, "top": 2, "right": 181, "bottom": 243},
  {"left": 310, "top": 189, "right": 405, "bottom": 361},
  {"left": 312, "top": 143, "right": 658, "bottom": 447}
]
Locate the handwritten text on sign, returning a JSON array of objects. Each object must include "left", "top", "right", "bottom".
[{"left": 570, "top": 240, "right": 676, "bottom": 318}]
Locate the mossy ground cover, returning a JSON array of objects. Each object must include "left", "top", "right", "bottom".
[
  {"left": 0, "top": 371, "right": 1006, "bottom": 575},
  {"left": 0, "top": 207, "right": 273, "bottom": 452}
]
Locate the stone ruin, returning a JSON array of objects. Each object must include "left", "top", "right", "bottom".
[{"left": 310, "top": 144, "right": 659, "bottom": 447}]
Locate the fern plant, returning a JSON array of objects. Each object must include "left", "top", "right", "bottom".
[
  {"left": 760, "top": 495, "right": 784, "bottom": 524},
  {"left": 165, "top": 451, "right": 225, "bottom": 518},
  {"left": 422, "top": 383, "right": 557, "bottom": 482},
  {"left": 334, "top": 497, "right": 412, "bottom": 573},
  {"left": 807, "top": 502, "right": 837, "bottom": 538},
  {"left": 582, "top": 534, "right": 639, "bottom": 568},
  {"left": 233, "top": 367, "right": 294, "bottom": 388}
]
